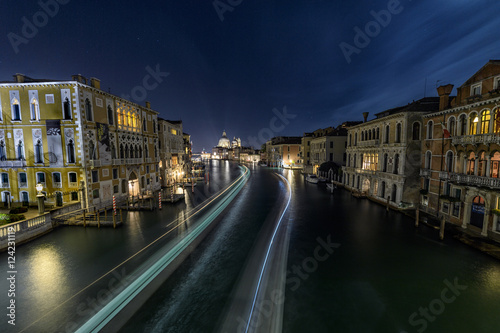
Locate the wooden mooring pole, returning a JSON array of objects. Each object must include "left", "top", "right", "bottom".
[{"left": 415, "top": 209, "right": 419, "bottom": 227}]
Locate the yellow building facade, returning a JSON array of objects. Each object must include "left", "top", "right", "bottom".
[{"left": 0, "top": 74, "right": 160, "bottom": 210}]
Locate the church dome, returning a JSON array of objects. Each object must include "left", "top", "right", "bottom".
[{"left": 217, "top": 130, "right": 231, "bottom": 148}]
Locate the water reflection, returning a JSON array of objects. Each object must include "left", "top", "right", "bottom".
[{"left": 26, "top": 244, "right": 68, "bottom": 310}]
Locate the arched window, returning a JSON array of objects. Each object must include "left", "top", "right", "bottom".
[
  {"left": 154, "top": 145, "right": 158, "bottom": 158},
  {"left": 135, "top": 146, "right": 139, "bottom": 159},
  {"left": 385, "top": 125, "right": 390, "bottom": 143},
  {"left": 85, "top": 98, "right": 92, "bottom": 121},
  {"left": 30, "top": 99, "right": 39, "bottom": 121},
  {"left": 425, "top": 151, "right": 432, "bottom": 169},
  {"left": 67, "top": 140, "right": 75, "bottom": 163},
  {"left": 63, "top": 98, "right": 71, "bottom": 119},
  {"left": 494, "top": 108, "right": 500, "bottom": 134},
  {"left": 446, "top": 151, "right": 454, "bottom": 172},
  {"left": 469, "top": 112, "right": 478, "bottom": 135},
  {"left": 122, "top": 179, "right": 127, "bottom": 193},
  {"left": 125, "top": 144, "right": 129, "bottom": 158},
  {"left": 145, "top": 146, "right": 149, "bottom": 158},
  {"left": 393, "top": 154, "right": 399, "bottom": 174},
  {"left": 490, "top": 152, "right": 500, "bottom": 178},
  {"left": 89, "top": 140, "right": 96, "bottom": 160},
  {"left": 153, "top": 120, "right": 156, "bottom": 133},
  {"left": 396, "top": 123, "right": 402, "bottom": 143},
  {"left": 12, "top": 98, "right": 21, "bottom": 120},
  {"left": 412, "top": 122, "right": 420, "bottom": 140},
  {"left": 130, "top": 145, "right": 134, "bottom": 159},
  {"left": 466, "top": 152, "right": 475, "bottom": 175},
  {"left": 108, "top": 106, "right": 114, "bottom": 125},
  {"left": 383, "top": 153, "right": 388, "bottom": 172},
  {"left": 427, "top": 121, "right": 433, "bottom": 139},
  {"left": 0, "top": 141, "right": 6, "bottom": 160},
  {"left": 354, "top": 133, "right": 357, "bottom": 146},
  {"left": 372, "top": 129, "right": 375, "bottom": 139},
  {"left": 111, "top": 143, "right": 116, "bottom": 159},
  {"left": 16, "top": 141, "right": 24, "bottom": 160},
  {"left": 35, "top": 140, "right": 43, "bottom": 163},
  {"left": 480, "top": 110, "right": 491, "bottom": 134},
  {"left": 353, "top": 154, "right": 357, "bottom": 168},
  {"left": 459, "top": 114, "right": 467, "bottom": 136},
  {"left": 347, "top": 154, "right": 350, "bottom": 167},
  {"left": 120, "top": 144, "right": 124, "bottom": 159},
  {"left": 361, "top": 132, "right": 365, "bottom": 141},
  {"left": 139, "top": 147, "right": 142, "bottom": 158},
  {"left": 381, "top": 181, "right": 386, "bottom": 199},
  {"left": 143, "top": 118, "right": 147, "bottom": 132},
  {"left": 448, "top": 117, "right": 456, "bottom": 137},
  {"left": 348, "top": 134, "right": 352, "bottom": 146},
  {"left": 376, "top": 128, "right": 380, "bottom": 140}
]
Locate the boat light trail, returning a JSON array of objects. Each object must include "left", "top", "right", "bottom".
[
  {"left": 20, "top": 165, "right": 249, "bottom": 333},
  {"left": 245, "top": 173, "right": 291, "bottom": 333}
]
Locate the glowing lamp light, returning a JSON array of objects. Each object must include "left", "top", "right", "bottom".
[
  {"left": 36, "top": 183, "right": 43, "bottom": 194},
  {"left": 473, "top": 116, "right": 479, "bottom": 123}
]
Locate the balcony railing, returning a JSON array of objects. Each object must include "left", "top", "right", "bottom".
[
  {"left": 19, "top": 182, "right": 27, "bottom": 188},
  {"left": 112, "top": 159, "right": 123, "bottom": 166},
  {"left": 145, "top": 158, "right": 153, "bottom": 163},
  {"left": 0, "top": 160, "right": 26, "bottom": 168},
  {"left": 439, "top": 171, "right": 450, "bottom": 180},
  {"left": 127, "top": 158, "right": 143, "bottom": 165},
  {"left": 452, "top": 134, "right": 500, "bottom": 146},
  {"left": 53, "top": 182, "right": 62, "bottom": 188},
  {"left": 358, "top": 139, "right": 379, "bottom": 147},
  {"left": 87, "top": 160, "right": 101, "bottom": 168},
  {"left": 448, "top": 172, "right": 500, "bottom": 189},
  {"left": 1, "top": 183, "right": 9, "bottom": 188},
  {"left": 69, "top": 182, "right": 78, "bottom": 188},
  {"left": 420, "top": 168, "right": 431, "bottom": 177}
]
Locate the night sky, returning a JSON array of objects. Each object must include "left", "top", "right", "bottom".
[{"left": 1, "top": 0, "right": 500, "bottom": 152}]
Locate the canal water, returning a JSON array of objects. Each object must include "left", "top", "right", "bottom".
[
  {"left": 1, "top": 162, "right": 500, "bottom": 332},
  {"left": 120, "top": 167, "right": 500, "bottom": 333}
]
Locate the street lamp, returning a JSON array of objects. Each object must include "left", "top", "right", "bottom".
[{"left": 36, "top": 183, "right": 45, "bottom": 214}]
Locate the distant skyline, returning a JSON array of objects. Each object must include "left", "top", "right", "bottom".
[{"left": 1, "top": 0, "right": 500, "bottom": 151}]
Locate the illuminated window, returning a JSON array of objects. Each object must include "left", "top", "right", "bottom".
[
  {"left": 480, "top": 110, "right": 490, "bottom": 134},
  {"left": 30, "top": 98, "right": 40, "bottom": 121},
  {"left": 12, "top": 98, "right": 21, "bottom": 121},
  {"left": 469, "top": 112, "right": 478, "bottom": 135}
]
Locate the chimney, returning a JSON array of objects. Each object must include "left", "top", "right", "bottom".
[
  {"left": 362, "top": 112, "right": 369, "bottom": 123},
  {"left": 437, "top": 84, "right": 454, "bottom": 111},
  {"left": 14, "top": 73, "right": 25, "bottom": 83},
  {"left": 71, "top": 74, "right": 87, "bottom": 84},
  {"left": 90, "top": 77, "right": 101, "bottom": 89},
  {"left": 145, "top": 101, "right": 151, "bottom": 109}
]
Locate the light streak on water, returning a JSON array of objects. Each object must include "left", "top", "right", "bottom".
[
  {"left": 75, "top": 165, "right": 250, "bottom": 333},
  {"left": 244, "top": 173, "right": 292, "bottom": 333}
]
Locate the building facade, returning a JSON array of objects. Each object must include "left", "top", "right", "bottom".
[
  {"left": 420, "top": 60, "right": 500, "bottom": 240},
  {"left": 310, "top": 128, "right": 347, "bottom": 174},
  {"left": 158, "top": 118, "right": 184, "bottom": 186},
  {"left": 266, "top": 136, "right": 302, "bottom": 168},
  {"left": 343, "top": 97, "right": 439, "bottom": 207},
  {"left": 0, "top": 73, "right": 161, "bottom": 209}
]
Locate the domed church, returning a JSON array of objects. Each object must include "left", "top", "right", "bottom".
[{"left": 217, "top": 130, "right": 231, "bottom": 148}]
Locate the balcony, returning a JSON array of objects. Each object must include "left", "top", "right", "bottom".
[
  {"left": 0, "top": 159, "right": 27, "bottom": 168},
  {"left": 145, "top": 158, "right": 153, "bottom": 163},
  {"left": 87, "top": 160, "right": 101, "bottom": 168},
  {"left": 420, "top": 168, "right": 431, "bottom": 177},
  {"left": 127, "top": 158, "right": 143, "bottom": 165},
  {"left": 452, "top": 134, "right": 500, "bottom": 147},
  {"left": 69, "top": 182, "right": 78, "bottom": 188},
  {"left": 1, "top": 183, "right": 9, "bottom": 188},
  {"left": 448, "top": 172, "right": 500, "bottom": 189},
  {"left": 358, "top": 139, "right": 379, "bottom": 147},
  {"left": 53, "top": 182, "right": 62, "bottom": 188},
  {"left": 19, "top": 182, "right": 27, "bottom": 188},
  {"left": 112, "top": 159, "right": 123, "bottom": 166},
  {"left": 438, "top": 171, "right": 450, "bottom": 180}
]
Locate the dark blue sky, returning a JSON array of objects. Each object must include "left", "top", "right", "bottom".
[{"left": 2, "top": 0, "right": 500, "bottom": 151}]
